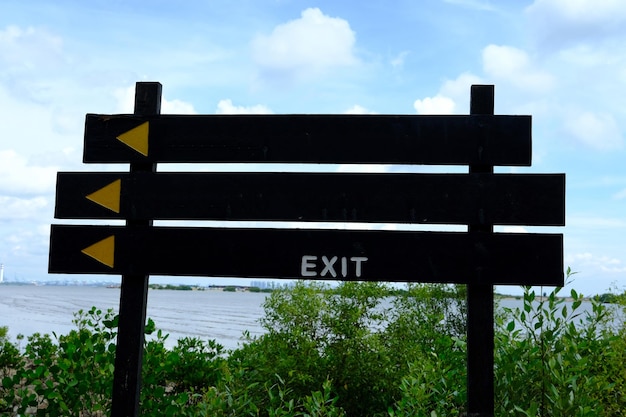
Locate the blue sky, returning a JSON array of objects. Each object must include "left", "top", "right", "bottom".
[{"left": 1, "top": 0, "right": 626, "bottom": 295}]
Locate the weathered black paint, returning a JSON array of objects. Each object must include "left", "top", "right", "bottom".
[
  {"left": 110, "top": 82, "right": 159, "bottom": 417},
  {"left": 467, "top": 84, "right": 496, "bottom": 417},
  {"left": 54, "top": 172, "right": 565, "bottom": 225},
  {"left": 83, "top": 114, "right": 532, "bottom": 166},
  {"left": 48, "top": 224, "right": 563, "bottom": 286}
]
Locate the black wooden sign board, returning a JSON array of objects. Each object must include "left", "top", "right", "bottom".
[
  {"left": 49, "top": 224, "right": 563, "bottom": 285},
  {"left": 83, "top": 113, "right": 531, "bottom": 165},
  {"left": 54, "top": 171, "right": 565, "bottom": 225},
  {"left": 48, "top": 83, "right": 565, "bottom": 417}
]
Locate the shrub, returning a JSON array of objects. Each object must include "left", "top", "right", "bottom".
[
  {"left": 1, "top": 275, "right": 625, "bottom": 416},
  {"left": 1, "top": 307, "right": 117, "bottom": 415},
  {"left": 231, "top": 281, "right": 468, "bottom": 416},
  {"left": 0, "top": 326, "right": 21, "bottom": 371},
  {"left": 494, "top": 277, "right": 626, "bottom": 416}
]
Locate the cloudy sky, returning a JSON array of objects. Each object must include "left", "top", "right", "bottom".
[{"left": 1, "top": 0, "right": 626, "bottom": 295}]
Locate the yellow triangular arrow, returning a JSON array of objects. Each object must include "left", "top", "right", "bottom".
[
  {"left": 85, "top": 179, "right": 121, "bottom": 213},
  {"left": 81, "top": 235, "right": 115, "bottom": 268},
  {"left": 116, "top": 121, "right": 149, "bottom": 156}
]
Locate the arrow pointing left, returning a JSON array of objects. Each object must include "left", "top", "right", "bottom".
[
  {"left": 85, "top": 179, "right": 121, "bottom": 213},
  {"left": 81, "top": 235, "right": 115, "bottom": 268},
  {"left": 116, "top": 121, "right": 149, "bottom": 156}
]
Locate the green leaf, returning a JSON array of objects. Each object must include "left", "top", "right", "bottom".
[
  {"left": 506, "top": 321, "right": 515, "bottom": 332},
  {"left": 2, "top": 376, "right": 13, "bottom": 389},
  {"left": 145, "top": 318, "right": 156, "bottom": 335},
  {"left": 103, "top": 315, "right": 119, "bottom": 329}
]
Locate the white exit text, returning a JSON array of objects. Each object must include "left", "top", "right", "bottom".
[{"left": 300, "top": 255, "right": 368, "bottom": 278}]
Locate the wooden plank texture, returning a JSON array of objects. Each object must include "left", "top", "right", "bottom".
[
  {"left": 83, "top": 114, "right": 532, "bottom": 165},
  {"left": 54, "top": 172, "right": 564, "bottom": 225},
  {"left": 110, "top": 81, "right": 160, "bottom": 417},
  {"left": 467, "top": 84, "right": 496, "bottom": 417},
  {"left": 48, "top": 225, "right": 564, "bottom": 286}
]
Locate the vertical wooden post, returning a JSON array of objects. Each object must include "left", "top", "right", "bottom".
[
  {"left": 111, "top": 82, "right": 161, "bottom": 417},
  {"left": 466, "top": 84, "right": 495, "bottom": 417}
]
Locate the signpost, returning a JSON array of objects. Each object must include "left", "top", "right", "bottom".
[
  {"left": 49, "top": 82, "right": 565, "bottom": 417},
  {"left": 82, "top": 113, "right": 532, "bottom": 165},
  {"left": 49, "top": 224, "right": 562, "bottom": 284},
  {"left": 54, "top": 171, "right": 563, "bottom": 224}
]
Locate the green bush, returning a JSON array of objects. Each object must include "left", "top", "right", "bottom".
[
  {"left": 141, "top": 330, "right": 228, "bottom": 416},
  {"left": 494, "top": 280, "right": 626, "bottom": 416},
  {"left": 1, "top": 275, "right": 625, "bottom": 416},
  {"left": 1, "top": 307, "right": 117, "bottom": 415},
  {"left": 0, "top": 326, "right": 21, "bottom": 371},
  {"left": 230, "top": 281, "right": 468, "bottom": 416}
]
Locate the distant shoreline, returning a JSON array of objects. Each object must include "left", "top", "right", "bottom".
[{"left": 0, "top": 281, "right": 602, "bottom": 302}]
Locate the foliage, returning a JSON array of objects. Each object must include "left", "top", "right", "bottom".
[
  {"left": 1, "top": 307, "right": 118, "bottom": 415},
  {"left": 0, "top": 276, "right": 625, "bottom": 416},
  {"left": 140, "top": 329, "right": 228, "bottom": 416},
  {"left": 229, "top": 281, "right": 468, "bottom": 416},
  {"left": 149, "top": 284, "right": 198, "bottom": 291},
  {"left": 0, "top": 326, "right": 21, "bottom": 371},
  {"left": 594, "top": 293, "right": 619, "bottom": 304},
  {"left": 494, "top": 277, "right": 626, "bottom": 416}
]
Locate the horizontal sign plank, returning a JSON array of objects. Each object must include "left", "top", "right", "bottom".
[
  {"left": 54, "top": 172, "right": 565, "bottom": 226},
  {"left": 49, "top": 225, "right": 563, "bottom": 286},
  {"left": 83, "top": 114, "right": 531, "bottom": 165}
]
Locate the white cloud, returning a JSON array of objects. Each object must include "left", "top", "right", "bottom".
[
  {"left": 216, "top": 99, "right": 273, "bottom": 114},
  {"left": 3, "top": 226, "right": 50, "bottom": 258},
  {"left": 563, "top": 111, "right": 623, "bottom": 150},
  {"left": 391, "top": 51, "right": 409, "bottom": 69},
  {"left": 114, "top": 85, "right": 141, "bottom": 112},
  {"left": 566, "top": 252, "right": 626, "bottom": 273},
  {"left": 413, "top": 73, "right": 483, "bottom": 115},
  {"left": 527, "top": 0, "right": 626, "bottom": 23},
  {"left": 251, "top": 8, "right": 357, "bottom": 83},
  {"left": 0, "top": 150, "right": 57, "bottom": 195},
  {"left": 612, "top": 188, "right": 626, "bottom": 200},
  {"left": 413, "top": 95, "right": 456, "bottom": 114},
  {"left": 482, "top": 44, "right": 554, "bottom": 91},
  {"left": 557, "top": 43, "right": 621, "bottom": 68},
  {"left": 162, "top": 99, "right": 196, "bottom": 114},
  {"left": 343, "top": 105, "right": 376, "bottom": 114},
  {"left": 114, "top": 85, "right": 197, "bottom": 114},
  {"left": 440, "top": 73, "right": 484, "bottom": 98},
  {"left": 335, "top": 165, "right": 390, "bottom": 173},
  {"left": 0, "top": 25, "right": 70, "bottom": 107},
  {"left": 499, "top": 226, "right": 529, "bottom": 234},
  {"left": 568, "top": 215, "right": 626, "bottom": 229},
  {"left": 0, "top": 196, "right": 48, "bottom": 220},
  {"left": 0, "top": 25, "right": 64, "bottom": 70},
  {"left": 525, "top": 0, "right": 626, "bottom": 49},
  {"left": 443, "top": 0, "right": 496, "bottom": 11}
]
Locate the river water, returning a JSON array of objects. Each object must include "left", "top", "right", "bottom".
[
  {"left": 0, "top": 285, "right": 620, "bottom": 351},
  {"left": 0, "top": 285, "right": 268, "bottom": 350}
]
